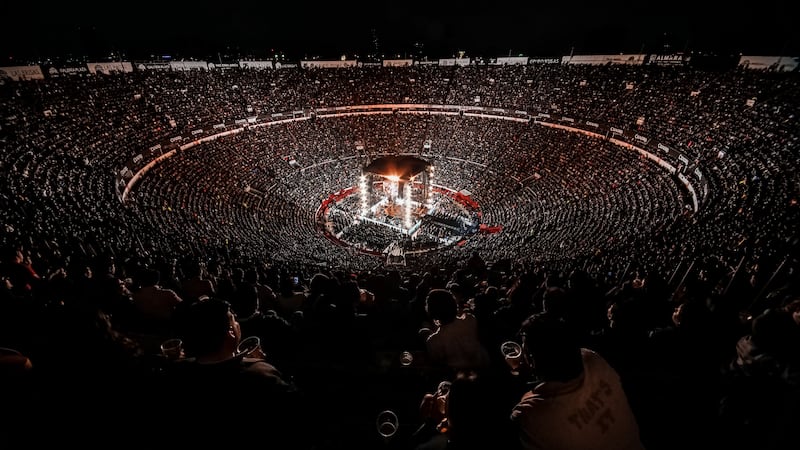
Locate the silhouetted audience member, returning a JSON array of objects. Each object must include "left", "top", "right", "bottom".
[
  {"left": 0, "top": 245, "right": 41, "bottom": 297},
  {"left": 641, "top": 298, "right": 721, "bottom": 449},
  {"left": 180, "top": 259, "right": 216, "bottom": 303},
  {"left": 131, "top": 267, "right": 183, "bottom": 328},
  {"left": 162, "top": 297, "right": 308, "bottom": 447},
  {"left": 511, "top": 312, "right": 644, "bottom": 450},
  {"left": 413, "top": 370, "right": 521, "bottom": 450},
  {"left": 718, "top": 307, "right": 800, "bottom": 450},
  {"left": 425, "top": 289, "right": 491, "bottom": 373}
]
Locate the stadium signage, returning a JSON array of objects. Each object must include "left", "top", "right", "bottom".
[
  {"left": 149, "top": 144, "right": 162, "bottom": 152},
  {"left": 537, "top": 113, "right": 551, "bottom": 119},
  {"left": 301, "top": 60, "right": 357, "bottom": 69},
  {"left": 133, "top": 154, "right": 144, "bottom": 164},
  {"left": 213, "top": 123, "right": 226, "bottom": 129},
  {"left": 191, "top": 129, "right": 203, "bottom": 135},
  {"left": 136, "top": 62, "right": 170, "bottom": 71},
  {"left": 528, "top": 58, "right": 560, "bottom": 64},
  {"left": 169, "top": 136, "right": 183, "bottom": 143},
  {"left": 694, "top": 168, "right": 703, "bottom": 180},
  {"left": 495, "top": 56, "right": 529, "bottom": 65},
  {"left": 658, "top": 143, "right": 670, "bottom": 153},
  {"left": 169, "top": 61, "right": 208, "bottom": 71},
  {"left": 634, "top": 134, "right": 649, "bottom": 144},
  {"left": 561, "top": 116, "right": 575, "bottom": 122},
  {"left": 438, "top": 58, "right": 470, "bottom": 67},
  {"left": 678, "top": 155, "right": 689, "bottom": 165},
  {"left": 585, "top": 121, "right": 599, "bottom": 128},
  {"left": 48, "top": 66, "right": 88, "bottom": 76},
  {"left": 209, "top": 63, "right": 239, "bottom": 69},
  {"left": 0, "top": 65, "right": 45, "bottom": 80},
  {"left": 610, "top": 127, "right": 624, "bottom": 135},
  {"left": 648, "top": 54, "right": 688, "bottom": 65},
  {"left": 234, "top": 119, "right": 247, "bottom": 124},
  {"left": 383, "top": 59, "right": 413, "bottom": 67},
  {"left": 563, "top": 54, "right": 645, "bottom": 65},
  {"left": 738, "top": 55, "right": 799, "bottom": 72},
  {"left": 87, "top": 62, "right": 133, "bottom": 74},
  {"left": 239, "top": 60, "right": 273, "bottom": 69}
]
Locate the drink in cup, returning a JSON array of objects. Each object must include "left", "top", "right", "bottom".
[
  {"left": 160, "top": 338, "right": 183, "bottom": 361},
  {"left": 237, "top": 336, "right": 263, "bottom": 359},
  {"left": 501, "top": 340, "right": 523, "bottom": 376}
]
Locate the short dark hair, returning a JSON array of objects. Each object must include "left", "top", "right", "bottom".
[
  {"left": 752, "top": 308, "right": 798, "bottom": 359},
  {"left": 136, "top": 268, "right": 160, "bottom": 287},
  {"left": 426, "top": 289, "right": 458, "bottom": 324},
  {"left": 182, "top": 297, "right": 233, "bottom": 356},
  {"left": 519, "top": 312, "right": 583, "bottom": 382},
  {"left": 446, "top": 371, "right": 509, "bottom": 448}
]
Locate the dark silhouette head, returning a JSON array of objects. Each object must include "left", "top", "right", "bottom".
[{"left": 520, "top": 312, "right": 584, "bottom": 382}]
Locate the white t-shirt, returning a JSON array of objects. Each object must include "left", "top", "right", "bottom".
[
  {"left": 425, "top": 313, "right": 491, "bottom": 371},
  {"left": 511, "top": 349, "right": 644, "bottom": 450}
]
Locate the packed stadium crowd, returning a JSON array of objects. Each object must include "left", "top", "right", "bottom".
[{"left": 1, "top": 62, "right": 798, "bottom": 449}]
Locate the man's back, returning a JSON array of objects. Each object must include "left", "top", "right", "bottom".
[
  {"left": 157, "top": 356, "right": 308, "bottom": 446},
  {"left": 511, "top": 349, "right": 644, "bottom": 450}
]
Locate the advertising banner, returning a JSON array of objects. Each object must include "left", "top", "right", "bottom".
[
  {"left": 438, "top": 58, "right": 470, "bottom": 66},
  {"left": 301, "top": 60, "right": 357, "bottom": 68},
  {"left": 495, "top": 56, "right": 528, "bottom": 65},
  {"left": 169, "top": 61, "right": 208, "bottom": 71},
  {"left": 647, "top": 54, "right": 690, "bottom": 66},
  {"left": 738, "top": 56, "right": 799, "bottom": 72},
  {"left": 383, "top": 59, "right": 413, "bottom": 67},
  {"left": 528, "top": 57, "right": 560, "bottom": 64},
  {"left": 0, "top": 65, "right": 45, "bottom": 80},
  {"left": 208, "top": 63, "right": 239, "bottom": 70},
  {"left": 46, "top": 65, "right": 88, "bottom": 77},
  {"left": 562, "top": 54, "right": 645, "bottom": 65},
  {"left": 136, "top": 62, "right": 171, "bottom": 71},
  {"left": 87, "top": 62, "right": 134, "bottom": 74},
  {"left": 239, "top": 60, "right": 273, "bottom": 69}
]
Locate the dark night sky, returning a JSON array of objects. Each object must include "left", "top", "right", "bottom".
[{"left": 1, "top": 1, "right": 797, "bottom": 62}]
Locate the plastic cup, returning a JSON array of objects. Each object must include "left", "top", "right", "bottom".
[
  {"left": 160, "top": 338, "right": 183, "bottom": 361},
  {"left": 237, "top": 336, "right": 262, "bottom": 358},
  {"left": 376, "top": 410, "right": 398, "bottom": 439},
  {"left": 501, "top": 340, "right": 523, "bottom": 375}
]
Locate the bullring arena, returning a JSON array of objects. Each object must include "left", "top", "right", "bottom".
[
  {"left": 1, "top": 57, "right": 799, "bottom": 449},
  {"left": 126, "top": 103, "right": 692, "bottom": 269}
]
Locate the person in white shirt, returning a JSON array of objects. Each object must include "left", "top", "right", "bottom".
[
  {"left": 511, "top": 312, "right": 644, "bottom": 450},
  {"left": 425, "top": 288, "right": 491, "bottom": 372}
]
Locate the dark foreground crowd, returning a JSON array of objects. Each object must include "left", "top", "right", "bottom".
[{"left": 1, "top": 241, "right": 798, "bottom": 449}]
